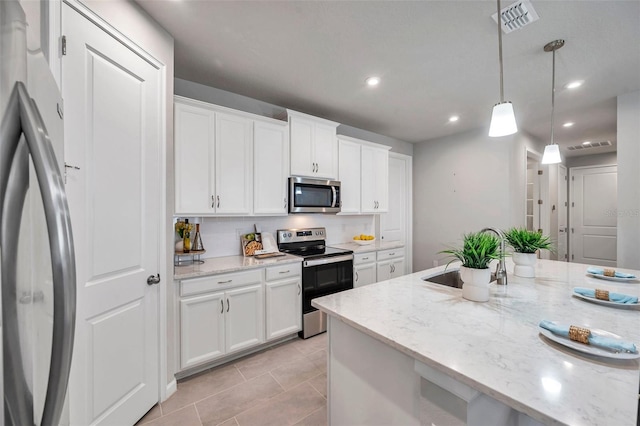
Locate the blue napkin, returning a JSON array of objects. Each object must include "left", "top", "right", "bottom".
[
  {"left": 574, "top": 287, "right": 638, "bottom": 304},
  {"left": 587, "top": 267, "right": 636, "bottom": 279},
  {"left": 539, "top": 320, "right": 638, "bottom": 354}
]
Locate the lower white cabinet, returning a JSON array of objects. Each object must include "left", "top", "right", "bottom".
[
  {"left": 180, "top": 292, "right": 225, "bottom": 369},
  {"left": 225, "top": 285, "right": 264, "bottom": 353},
  {"left": 376, "top": 248, "right": 406, "bottom": 282},
  {"left": 353, "top": 252, "right": 377, "bottom": 288},
  {"left": 265, "top": 264, "right": 302, "bottom": 340}
]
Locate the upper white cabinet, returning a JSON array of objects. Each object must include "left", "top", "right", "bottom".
[
  {"left": 254, "top": 121, "right": 289, "bottom": 215},
  {"left": 288, "top": 110, "right": 339, "bottom": 179},
  {"left": 337, "top": 135, "right": 390, "bottom": 214}
]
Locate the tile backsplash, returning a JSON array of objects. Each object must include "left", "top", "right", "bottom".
[{"left": 174, "top": 215, "right": 375, "bottom": 259}]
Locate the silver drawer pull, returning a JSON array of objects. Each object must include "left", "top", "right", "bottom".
[
  {"left": 389, "top": 252, "right": 395, "bottom": 256},
  {"left": 279, "top": 270, "right": 290, "bottom": 274},
  {"left": 362, "top": 257, "right": 369, "bottom": 261},
  {"left": 297, "top": 284, "right": 301, "bottom": 295},
  {"left": 218, "top": 279, "right": 232, "bottom": 284}
]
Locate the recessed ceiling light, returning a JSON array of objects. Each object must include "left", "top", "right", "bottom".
[
  {"left": 563, "top": 122, "right": 574, "bottom": 127},
  {"left": 365, "top": 76, "right": 380, "bottom": 87},
  {"left": 449, "top": 115, "right": 459, "bottom": 122},
  {"left": 582, "top": 141, "right": 591, "bottom": 145},
  {"left": 565, "top": 81, "right": 583, "bottom": 89}
]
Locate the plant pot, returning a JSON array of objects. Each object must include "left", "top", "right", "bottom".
[
  {"left": 459, "top": 266, "right": 491, "bottom": 302},
  {"left": 512, "top": 252, "right": 537, "bottom": 278}
]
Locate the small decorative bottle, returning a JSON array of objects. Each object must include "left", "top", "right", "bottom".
[
  {"left": 192, "top": 223, "right": 204, "bottom": 252},
  {"left": 183, "top": 219, "right": 191, "bottom": 253}
]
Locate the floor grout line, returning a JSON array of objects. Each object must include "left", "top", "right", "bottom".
[
  {"left": 235, "top": 364, "right": 248, "bottom": 382},
  {"left": 192, "top": 403, "right": 204, "bottom": 426}
]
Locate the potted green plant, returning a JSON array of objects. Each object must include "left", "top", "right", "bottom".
[
  {"left": 503, "top": 228, "right": 553, "bottom": 278},
  {"left": 439, "top": 231, "right": 501, "bottom": 302}
]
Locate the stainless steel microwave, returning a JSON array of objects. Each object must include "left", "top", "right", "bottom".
[{"left": 289, "top": 177, "right": 341, "bottom": 214}]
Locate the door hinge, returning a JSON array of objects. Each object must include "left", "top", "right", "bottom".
[
  {"left": 538, "top": 170, "right": 543, "bottom": 175},
  {"left": 57, "top": 100, "right": 64, "bottom": 119},
  {"left": 538, "top": 199, "right": 543, "bottom": 205},
  {"left": 572, "top": 254, "right": 574, "bottom": 260},
  {"left": 571, "top": 202, "right": 574, "bottom": 207},
  {"left": 564, "top": 253, "right": 568, "bottom": 260},
  {"left": 572, "top": 176, "right": 575, "bottom": 181},
  {"left": 61, "top": 35, "right": 67, "bottom": 56},
  {"left": 571, "top": 228, "right": 574, "bottom": 234},
  {"left": 564, "top": 201, "right": 567, "bottom": 207},
  {"left": 564, "top": 175, "right": 567, "bottom": 181}
]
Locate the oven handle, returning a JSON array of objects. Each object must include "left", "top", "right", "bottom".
[{"left": 304, "top": 254, "right": 353, "bottom": 268}]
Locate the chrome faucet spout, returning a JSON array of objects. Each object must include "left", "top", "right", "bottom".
[{"left": 481, "top": 227, "right": 508, "bottom": 285}]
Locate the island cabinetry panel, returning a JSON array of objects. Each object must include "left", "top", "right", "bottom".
[
  {"left": 288, "top": 110, "right": 339, "bottom": 179},
  {"left": 179, "top": 269, "right": 264, "bottom": 369},
  {"left": 265, "top": 263, "right": 302, "bottom": 340},
  {"left": 353, "top": 252, "right": 377, "bottom": 287},
  {"left": 376, "top": 248, "right": 405, "bottom": 281},
  {"left": 337, "top": 135, "right": 390, "bottom": 214},
  {"left": 254, "top": 120, "right": 289, "bottom": 215}
]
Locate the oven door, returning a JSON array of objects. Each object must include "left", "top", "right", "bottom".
[
  {"left": 289, "top": 176, "right": 341, "bottom": 214},
  {"left": 300, "top": 255, "right": 353, "bottom": 338}
]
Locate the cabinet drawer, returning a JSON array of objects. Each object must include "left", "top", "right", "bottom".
[
  {"left": 354, "top": 252, "right": 376, "bottom": 265},
  {"left": 265, "top": 262, "right": 302, "bottom": 281},
  {"left": 377, "top": 248, "right": 405, "bottom": 261},
  {"left": 181, "top": 269, "right": 263, "bottom": 297}
]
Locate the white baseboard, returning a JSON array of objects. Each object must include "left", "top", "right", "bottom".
[{"left": 165, "top": 379, "right": 177, "bottom": 401}]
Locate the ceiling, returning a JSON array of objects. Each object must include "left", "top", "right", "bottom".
[{"left": 134, "top": 0, "right": 640, "bottom": 156}]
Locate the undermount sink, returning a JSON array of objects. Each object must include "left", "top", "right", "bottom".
[{"left": 422, "top": 269, "right": 463, "bottom": 289}]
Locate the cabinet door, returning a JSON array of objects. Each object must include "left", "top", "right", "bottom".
[
  {"left": 390, "top": 258, "right": 406, "bottom": 279},
  {"left": 361, "top": 145, "right": 378, "bottom": 213},
  {"left": 314, "top": 123, "right": 337, "bottom": 179},
  {"left": 373, "top": 147, "right": 389, "bottom": 212},
  {"left": 175, "top": 102, "right": 215, "bottom": 214},
  {"left": 180, "top": 292, "right": 225, "bottom": 369},
  {"left": 215, "top": 112, "right": 253, "bottom": 214},
  {"left": 376, "top": 260, "right": 392, "bottom": 282},
  {"left": 354, "top": 263, "right": 377, "bottom": 288},
  {"left": 265, "top": 277, "right": 302, "bottom": 340},
  {"left": 254, "top": 121, "right": 289, "bottom": 215},
  {"left": 290, "top": 116, "right": 314, "bottom": 177},
  {"left": 225, "top": 284, "right": 264, "bottom": 353},
  {"left": 338, "top": 139, "right": 361, "bottom": 214}
]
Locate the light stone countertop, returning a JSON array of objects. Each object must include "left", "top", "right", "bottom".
[
  {"left": 174, "top": 254, "right": 302, "bottom": 280},
  {"left": 312, "top": 259, "right": 640, "bottom": 426},
  {"left": 330, "top": 240, "right": 405, "bottom": 253}
]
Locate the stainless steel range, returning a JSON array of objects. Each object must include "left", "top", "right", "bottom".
[{"left": 277, "top": 228, "right": 353, "bottom": 338}]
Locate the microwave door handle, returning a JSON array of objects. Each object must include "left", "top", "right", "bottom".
[
  {"left": 0, "top": 82, "right": 77, "bottom": 426},
  {"left": 331, "top": 186, "right": 337, "bottom": 208}
]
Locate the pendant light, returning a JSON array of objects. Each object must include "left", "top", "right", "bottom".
[
  {"left": 541, "top": 39, "right": 564, "bottom": 165},
  {"left": 488, "top": 0, "right": 518, "bottom": 137}
]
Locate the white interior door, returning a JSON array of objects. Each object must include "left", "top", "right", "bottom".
[
  {"left": 380, "top": 154, "right": 407, "bottom": 242},
  {"left": 570, "top": 165, "right": 617, "bottom": 266},
  {"left": 557, "top": 165, "right": 568, "bottom": 261},
  {"left": 62, "top": 4, "right": 161, "bottom": 424}
]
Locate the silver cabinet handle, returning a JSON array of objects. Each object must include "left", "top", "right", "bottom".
[
  {"left": 362, "top": 257, "right": 369, "bottom": 261},
  {"left": 227, "top": 298, "right": 230, "bottom": 312},
  {"left": 218, "top": 279, "right": 232, "bottom": 284},
  {"left": 279, "top": 270, "right": 290, "bottom": 274},
  {"left": 316, "top": 162, "right": 319, "bottom": 173},
  {"left": 389, "top": 253, "right": 395, "bottom": 256},
  {"left": 217, "top": 195, "right": 220, "bottom": 208},
  {"left": 211, "top": 195, "right": 215, "bottom": 208},
  {"left": 284, "top": 197, "right": 287, "bottom": 209},
  {"left": 64, "top": 163, "right": 80, "bottom": 170},
  {"left": 147, "top": 274, "right": 161, "bottom": 285},
  {"left": 355, "top": 271, "right": 359, "bottom": 282},
  {"left": 1, "top": 82, "right": 76, "bottom": 426},
  {"left": 221, "top": 299, "right": 224, "bottom": 314},
  {"left": 297, "top": 283, "right": 301, "bottom": 295}
]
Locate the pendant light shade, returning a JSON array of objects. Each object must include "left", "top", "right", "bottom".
[
  {"left": 488, "top": 0, "right": 517, "bottom": 137},
  {"left": 489, "top": 101, "right": 518, "bottom": 137},
  {"left": 541, "top": 39, "right": 565, "bottom": 165}
]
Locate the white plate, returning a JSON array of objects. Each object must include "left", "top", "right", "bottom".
[
  {"left": 586, "top": 273, "right": 638, "bottom": 283},
  {"left": 539, "top": 322, "right": 640, "bottom": 360},
  {"left": 572, "top": 293, "right": 640, "bottom": 310}
]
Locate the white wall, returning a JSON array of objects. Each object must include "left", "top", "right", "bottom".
[
  {"left": 412, "top": 128, "right": 545, "bottom": 271},
  {"left": 616, "top": 90, "right": 640, "bottom": 269}
]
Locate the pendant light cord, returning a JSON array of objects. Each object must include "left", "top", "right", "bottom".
[
  {"left": 550, "top": 46, "right": 556, "bottom": 145},
  {"left": 497, "top": 0, "right": 504, "bottom": 102}
]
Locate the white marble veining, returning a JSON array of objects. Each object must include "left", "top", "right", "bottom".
[
  {"left": 330, "top": 240, "right": 405, "bottom": 253},
  {"left": 313, "top": 259, "right": 640, "bottom": 426},
  {"left": 174, "top": 254, "right": 301, "bottom": 280}
]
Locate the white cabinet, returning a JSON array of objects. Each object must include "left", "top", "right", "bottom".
[
  {"left": 288, "top": 110, "right": 339, "bottom": 179},
  {"left": 337, "top": 135, "right": 390, "bottom": 214},
  {"left": 254, "top": 121, "right": 289, "bottom": 215},
  {"left": 353, "top": 252, "right": 377, "bottom": 288},
  {"left": 361, "top": 145, "right": 389, "bottom": 213},
  {"left": 179, "top": 269, "right": 264, "bottom": 369},
  {"left": 376, "top": 248, "right": 406, "bottom": 281},
  {"left": 265, "top": 263, "right": 302, "bottom": 340},
  {"left": 338, "top": 139, "right": 361, "bottom": 214}
]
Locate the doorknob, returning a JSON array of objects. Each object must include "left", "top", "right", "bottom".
[{"left": 147, "top": 274, "right": 161, "bottom": 285}]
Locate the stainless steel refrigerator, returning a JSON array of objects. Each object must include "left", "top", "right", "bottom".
[{"left": 1, "top": 0, "right": 76, "bottom": 425}]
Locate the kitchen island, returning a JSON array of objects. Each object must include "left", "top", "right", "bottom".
[{"left": 312, "top": 259, "right": 640, "bottom": 426}]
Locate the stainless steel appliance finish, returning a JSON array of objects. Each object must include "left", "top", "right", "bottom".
[
  {"left": 288, "top": 177, "right": 341, "bottom": 214},
  {"left": 277, "top": 228, "right": 353, "bottom": 338}
]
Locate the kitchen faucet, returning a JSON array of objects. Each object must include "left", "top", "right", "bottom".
[{"left": 481, "top": 227, "right": 508, "bottom": 285}]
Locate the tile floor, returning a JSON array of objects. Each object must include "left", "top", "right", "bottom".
[{"left": 137, "top": 333, "right": 328, "bottom": 426}]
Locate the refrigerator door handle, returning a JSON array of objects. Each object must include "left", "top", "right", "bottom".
[{"left": 0, "top": 82, "right": 77, "bottom": 426}]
